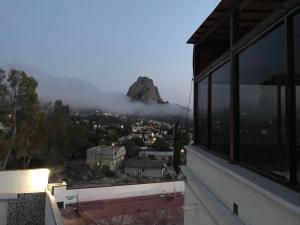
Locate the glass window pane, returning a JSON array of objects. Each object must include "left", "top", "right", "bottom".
[
  {"left": 211, "top": 62, "right": 230, "bottom": 156},
  {"left": 239, "top": 24, "right": 288, "bottom": 179},
  {"left": 197, "top": 77, "right": 209, "bottom": 148},
  {"left": 294, "top": 12, "right": 300, "bottom": 183}
]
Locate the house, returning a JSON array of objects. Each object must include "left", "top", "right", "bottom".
[
  {"left": 86, "top": 145, "right": 126, "bottom": 171},
  {"left": 0, "top": 122, "right": 8, "bottom": 133},
  {"left": 139, "top": 149, "right": 173, "bottom": 163},
  {"left": 184, "top": 0, "right": 300, "bottom": 225},
  {"left": 124, "top": 159, "right": 166, "bottom": 178}
]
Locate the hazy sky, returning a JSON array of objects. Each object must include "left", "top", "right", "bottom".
[{"left": 0, "top": 0, "right": 219, "bottom": 106}]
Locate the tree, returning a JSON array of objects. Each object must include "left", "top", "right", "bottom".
[
  {"left": 16, "top": 110, "right": 48, "bottom": 168},
  {"left": 173, "top": 121, "right": 181, "bottom": 174},
  {"left": 152, "top": 137, "right": 170, "bottom": 151},
  {"left": 173, "top": 121, "right": 190, "bottom": 174},
  {"left": 131, "top": 137, "right": 144, "bottom": 146},
  {"left": 0, "top": 68, "right": 7, "bottom": 115},
  {"left": 47, "top": 100, "right": 71, "bottom": 165},
  {"left": 124, "top": 139, "right": 139, "bottom": 158},
  {"left": 101, "top": 165, "right": 115, "bottom": 177},
  {"left": 68, "top": 120, "right": 92, "bottom": 159},
  {"left": 0, "top": 69, "right": 46, "bottom": 169}
]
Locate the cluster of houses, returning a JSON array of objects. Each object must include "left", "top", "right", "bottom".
[{"left": 86, "top": 145, "right": 174, "bottom": 178}]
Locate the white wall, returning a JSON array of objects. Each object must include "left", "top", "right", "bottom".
[
  {"left": 45, "top": 191, "right": 64, "bottom": 225},
  {"left": 184, "top": 145, "right": 300, "bottom": 225},
  {"left": 0, "top": 169, "right": 49, "bottom": 194},
  {"left": 53, "top": 181, "right": 184, "bottom": 206}
]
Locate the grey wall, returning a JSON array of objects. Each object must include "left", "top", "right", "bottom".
[
  {"left": 7, "top": 193, "right": 46, "bottom": 225},
  {"left": 0, "top": 201, "right": 8, "bottom": 225},
  {"left": 183, "top": 145, "right": 300, "bottom": 225}
]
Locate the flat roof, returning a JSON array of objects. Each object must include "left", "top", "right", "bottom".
[
  {"left": 187, "top": 0, "right": 288, "bottom": 44},
  {"left": 124, "top": 159, "right": 164, "bottom": 169},
  {"left": 61, "top": 194, "right": 183, "bottom": 225}
]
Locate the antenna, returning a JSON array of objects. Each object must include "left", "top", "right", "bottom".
[{"left": 186, "top": 76, "right": 193, "bottom": 127}]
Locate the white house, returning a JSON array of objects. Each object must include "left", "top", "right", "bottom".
[{"left": 86, "top": 145, "right": 126, "bottom": 171}]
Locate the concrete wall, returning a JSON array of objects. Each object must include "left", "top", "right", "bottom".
[
  {"left": 0, "top": 202, "right": 8, "bottom": 225},
  {"left": 53, "top": 181, "right": 184, "bottom": 207},
  {"left": 184, "top": 184, "right": 217, "bottom": 225},
  {"left": 7, "top": 193, "right": 46, "bottom": 225},
  {"left": 87, "top": 146, "right": 126, "bottom": 170},
  {"left": 45, "top": 191, "right": 64, "bottom": 225},
  {"left": 183, "top": 145, "right": 300, "bottom": 225},
  {"left": 0, "top": 169, "right": 49, "bottom": 194},
  {"left": 124, "top": 167, "right": 164, "bottom": 178}
]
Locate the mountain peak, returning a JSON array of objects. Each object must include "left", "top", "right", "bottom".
[{"left": 127, "top": 76, "right": 165, "bottom": 104}]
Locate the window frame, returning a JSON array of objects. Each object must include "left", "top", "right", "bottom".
[
  {"left": 192, "top": 3, "right": 300, "bottom": 190},
  {"left": 194, "top": 59, "right": 231, "bottom": 159}
]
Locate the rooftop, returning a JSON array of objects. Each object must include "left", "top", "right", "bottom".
[
  {"left": 187, "top": 0, "right": 289, "bottom": 44},
  {"left": 124, "top": 159, "right": 165, "bottom": 169},
  {"left": 61, "top": 194, "right": 184, "bottom": 225}
]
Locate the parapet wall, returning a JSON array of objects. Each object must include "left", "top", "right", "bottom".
[
  {"left": 0, "top": 169, "right": 49, "bottom": 194},
  {"left": 52, "top": 181, "right": 184, "bottom": 207}
]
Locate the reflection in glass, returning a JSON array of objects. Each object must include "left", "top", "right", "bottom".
[
  {"left": 197, "top": 78, "right": 209, "bottom": 148},
  {"left": 239, "top": 24, "right": 288, "bottom": 179},
  {"left": 294, "top": 12, "right": 300, "bottom": 183},
  {"left": 211, "top": 63, "right": 230, "bottom": 156}
]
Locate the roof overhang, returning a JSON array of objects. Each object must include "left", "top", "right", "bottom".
[{"left": 187, "top": 0, "right": 288, "bottom": 44}]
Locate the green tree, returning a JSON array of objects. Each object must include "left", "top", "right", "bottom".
[
  {"left": 173, "top": 121, "right": 190, "bottom": 174},
  {"left": 131, "top": 137, "right": 145, "bottom": 146},
  {"left": 0, "top": 69, "right": 46, "bottom": 169},
  {"left": 152, "top": 137, "right": 170, "bottom": 151},
  {"left": 124, "top": 139, "right": 139, "bottom": 158},
  {"left": 47, "top": 100, "right": 71, "bottom": 165},
  {"left": 68, "top": 120, "right": 92, "bottom": 159},
  {"left": 101, "top": 165, "right": 115, "bottom": 177}
]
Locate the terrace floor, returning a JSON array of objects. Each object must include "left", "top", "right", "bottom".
[{"left": 60, "top": 193, "right": 184, "bottom": 225}]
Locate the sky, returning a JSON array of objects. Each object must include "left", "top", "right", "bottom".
[{"left": 0, "top": 0, "right": 219, "bottom": 106}]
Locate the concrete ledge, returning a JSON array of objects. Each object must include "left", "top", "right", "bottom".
[
  {"left": 0, "top": 194, "right": 17, "bottom": 200},
  {"left": 185, "top": 145, "right": 300, "bottom": 213},
  {"left": 184, "top": 145, "right": 300, "bottom": 225},
  {"left": 45, "top": 191, "right": 64, "bottom": 225},
  {"left": 182, "top": 166, "right": 244, "bottom": 225}
]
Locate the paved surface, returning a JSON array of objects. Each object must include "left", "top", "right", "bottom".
[{"left": 61, "top": 193, "right": 184, "bottom": 225}]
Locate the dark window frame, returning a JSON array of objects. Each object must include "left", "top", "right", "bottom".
[
  {"left": 237, "top": 22, "right": 288, "bottom": 181},
  {"left": 195, "top": 59, "right": 231, "bottom": 160},
  {"left": 195, "top": 75, "right": 209, "bottom": 150},
  {"left": 193, "top": 3, "right": 300, "bottom": 190}
]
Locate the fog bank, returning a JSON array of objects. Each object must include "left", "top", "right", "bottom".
[{"left": 34, "top": 74, "right": 190, "bottom": 117}]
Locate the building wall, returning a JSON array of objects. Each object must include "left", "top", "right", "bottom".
[
  {"left": 0, "top": 202, "right": 8, "bottom": 225},
  {"left": 139, "top": 151, "right": 173, "bottom": 161},
  {"left": 183, "top": 145, "right": 300, "bottom": 225},
  {"left": 7, "top": 193, "right": 46, "bottom": 225},
  {"left": 45, "top": 191, "right": 64, "bottom": 225},
  {"left": 0, "top": 169, "right": 49, "bottom": 194},
  {"left": 53, "top": 181, "right": 184, "bottom": 206},
  {"left": 184, "top": 184, "right": 217, "bottom": 225},
  {"left": 124, "top": 167, "right": 164, "bottom": 178},
  {"left": 86, "top": 146, "right": 125, "bottom": 170}
]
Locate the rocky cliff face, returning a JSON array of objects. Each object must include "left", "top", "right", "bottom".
[{"left": 127, "top": 76, "right": 165, "bottom": 104}]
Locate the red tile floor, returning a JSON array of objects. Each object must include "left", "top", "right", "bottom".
[{"left": 60, "top": 193, "right": 184, "bottom": 225}]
